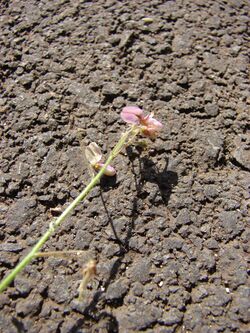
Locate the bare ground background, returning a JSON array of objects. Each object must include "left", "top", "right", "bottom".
[{"left": 0, "top": 0, "right": 249, "bottom": 332}]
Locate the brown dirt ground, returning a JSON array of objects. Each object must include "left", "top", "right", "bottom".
[{"left": 0, "top": 0, "right": 249, "bottom": 332}]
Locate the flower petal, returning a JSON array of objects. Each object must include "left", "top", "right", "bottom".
[
  {"left": 96, "top": 162, "right": 116, "bottom": 176},
  {"left": 85, "top": 142, "right": 102, "bottom": 166},
  {"left": 121, "top": 112, "right": 140, "bottom": 124},
  {"left": 122, "top": 106, "right": 144, "bottom": 116},
  {"left": 121, "top": 106, "right": 144, "bottom": 125},
  {"left": 148, "top": 117, "right": 163, "bottom": 130},
  {"left": 142, "top": 115, "right": 163, "bottom": 130},
  {"left": 140, "top": 114, "right": 163, "bottom": 138}
]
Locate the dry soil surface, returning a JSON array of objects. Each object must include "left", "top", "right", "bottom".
[{"left": 0, "top": 0, "right": 249, "bottom": 332}]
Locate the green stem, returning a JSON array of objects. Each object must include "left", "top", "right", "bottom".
[{"left": 0, "top": 127, "right": 133, "bottom": 293}]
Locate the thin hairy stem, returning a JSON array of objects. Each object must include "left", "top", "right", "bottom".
[{"left": 0, "top": 127, "right": 135, "bottom": 293}]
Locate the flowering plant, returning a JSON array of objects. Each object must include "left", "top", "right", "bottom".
[{"left": 0, "top": 106, "right": 163, "bottom": 293}]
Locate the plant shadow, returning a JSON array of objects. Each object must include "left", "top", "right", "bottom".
[
  {"left": 72, "top": 147, "right": 178, "bottom": 331},
  {"left": 136, "top": 154, "right": 178, "bottom": 206}
]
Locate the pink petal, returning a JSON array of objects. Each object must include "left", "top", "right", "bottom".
[
  {"left": 148, "top": 118, "right": 163, "bottom": 130},
  {"left": 121, "top": 106, "right": 144, "bottom": 125},
  {"left": 122, "top": 106, "right": 143, "bottom": 116},
  {"left": 142, "top": 115, "right": 163, "bottom": 130},
  {"left": 121, "top": 111, "right": 140, "bottom": 124},
  {"left": 96, "top": 163, "right": 116, "bottom": 176},
  {"left": 140, "top": 115, "right": 163, "bottom": 138}
]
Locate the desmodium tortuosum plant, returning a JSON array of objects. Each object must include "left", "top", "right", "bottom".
[{"left": 0, "top": 106, "right": 163, "bottom": 293}]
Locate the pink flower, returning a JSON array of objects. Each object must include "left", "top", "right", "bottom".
[
  {"left": 121, "top": 106, "right": 163, "bottom": 138},
  {"left": 120, "top": 106, "right": 143, "bottom": 125},
  {"left": 140, "top": 114, "right": 163, "bottom": 138},
  {"left": 85, "top": 142, "right": 116, "bottom": 176}
]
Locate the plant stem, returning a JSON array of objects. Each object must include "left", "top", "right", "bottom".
[{"left": 0, "top": 127, "right": 133, "bottom": 293}]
